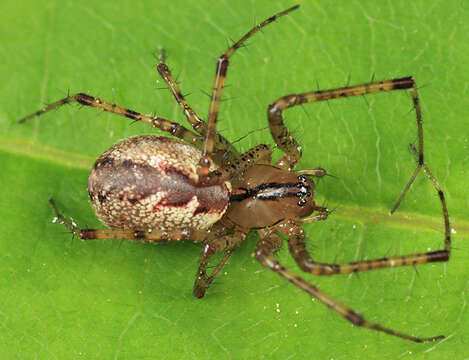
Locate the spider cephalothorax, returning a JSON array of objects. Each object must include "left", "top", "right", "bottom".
[
  {"left": 20, "top": 5, "right": 450, "bottom": 343},
  {"left": 227, "top": 165, "right": 316, "bottom": 229}
]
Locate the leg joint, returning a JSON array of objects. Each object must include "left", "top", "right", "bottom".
[
  {"left": 79, "top": 229, "right": 96, "bottom": 239},
  {"left": 345, "top": 310, "right": 365, "bottom": 326},
  {"left": 76, "top": 93, "right": 95, "bottom": 106},
  {"left": 392, "top": 76, "right": 414, "bottom": 90},
  {"left": 427, "top": 250, "right": 450, "bottom": 263}
]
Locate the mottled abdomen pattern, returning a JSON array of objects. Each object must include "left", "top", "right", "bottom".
[{"left": 88, "top": 136, "right": 231, "bottom": 231}]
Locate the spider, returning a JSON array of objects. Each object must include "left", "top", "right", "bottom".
[{"left": 19, "top": 5, "right": 451, "bottom": 343}]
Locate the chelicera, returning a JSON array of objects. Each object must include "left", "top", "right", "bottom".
[{"left": 19, "top": 5, "right": 451, "bottom": 343}]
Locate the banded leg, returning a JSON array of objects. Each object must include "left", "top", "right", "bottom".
[
  {"left": 255, "top": 234, "right": 443, "bottom": 343},
  {"left": 156, "top": 60, "right": 240, "bottom": 165},
  {"left": 197, "top": 144, "right": 272, "bottom": 186},
  {"left": 279, "top": 219, "right": 448, "bottom": 276},
  {"left": 198, "top": 5, "right": 300, "bottom": 176},
  {"left": 408, "top": 143, "right": 451, "bottom": 252},
  {"left": 50, "top": 199, "right": 208, "bottom": 243},
  {"left": 193, "top": 230, "right": 246, "bottom": 298},
  {"left": 268, "top": 76, "right": 450, "bottom": 255},
  {"left": 269, "top": 77, "right": 416, "bottom": 169},
  {"left": 18, "top": 93, "right": 204, "bottom": 148}
]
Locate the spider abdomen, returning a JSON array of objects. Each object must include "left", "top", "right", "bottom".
[{"left": 88, "top": 135, "right": 230, "bottom": 232}]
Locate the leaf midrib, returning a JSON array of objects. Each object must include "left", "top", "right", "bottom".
[{"left": 3, "top": 135, "right": 465, "bottom": 238}]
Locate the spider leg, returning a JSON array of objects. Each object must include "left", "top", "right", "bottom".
[
  {"left": 156, "top": 60, "right": 240, "bottom": 165},
  {"left": 197, "top": 144, "right": 272, "bottom": 186},
  {"left": 156, "top": 61, "right": 205, "bottom": 135},
  {"left": 295, "top": 168, "right": 327, "bottom": 178},
  {"left": 278, "top": 219, "right": 448, "bottom": 275},
  {"left": 18, "top": 93, "right": 204, "bottom": 149},
  {"left": 257, "top": 227, "right": 283, "bottom": 253},
  {"left": 49, "top": 199, "right": 208, "bottom": 243},
  {"left": 254, "top": 232, "right": 444, "bottom": 343},
  {"left": 402, "top": 143, "right": 451, "bottom": 253},
  {"left": 268, "top": 77, "right": 420, "bottom": 169},
  {"left": 268, "top": 76, "right": 450, "bottom": 256},
  {"left": 198, "top": 5, "right": 300, "bottom": 176},
  {"left": 297, "top": 208, "right": 330, "bottom": 224},
  {"left": 193, "top": 229, "right": 246, "bottom": 298}
]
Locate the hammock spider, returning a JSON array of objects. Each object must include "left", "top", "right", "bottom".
[{"left": 19, "top": 5, "right": 451, "bottom": 343}]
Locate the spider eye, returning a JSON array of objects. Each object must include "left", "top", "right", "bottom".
[
  {"left": 298, "top": 199, "right": 307, "bottom": 207},
  {"left": 296, "top": 185, "right": 309, "bottom": 195},
  {"left": 297, "top": 175, "right": 307, "bottom": 182}
]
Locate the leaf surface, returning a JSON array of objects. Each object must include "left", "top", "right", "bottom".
[{"left": 1, "top": 1, "right": 468, "bottom": 359}]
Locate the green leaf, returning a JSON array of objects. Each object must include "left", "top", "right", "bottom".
[{"left": 1, "top": 1, "right": 468, "bottom": 359}]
